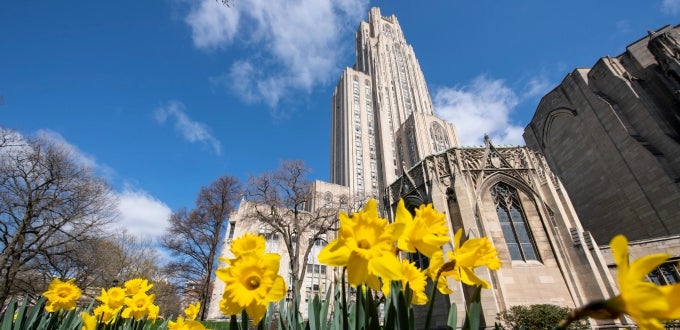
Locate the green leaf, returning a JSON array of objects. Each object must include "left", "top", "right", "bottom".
[
  {"left": 240, "top": 310, "right": 248, "bottom": 330},
  {"left": 229, "top": 314, "right": 239, "bottom": 330},
  {"left": 370, "top": 290, "right": 381, "bottom": 330},
  {"left": 447, "top": 303, "right": 458, "bottom": 330},
  {"left": 308, "top": 295, "right": 319, "bottom": 330},
  {"left": 1, "top": 297, "right": 17, "bottom": 330},
  {"left": 395, "top": 283, "right": 410, "bottom": 330},
  {"left": 354, "top": 286, "right": 366, "bottom": 330},
  {"left": 384, "top": 303, "right": 396, "bottom": 330},
  {"left": 463, "top": 285, "right": 482, "bottom": 330},
  {"left": 319, "top": 284, "right": 332, "bottom": 330}
]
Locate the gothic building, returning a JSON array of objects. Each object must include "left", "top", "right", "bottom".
[
  {"left": 384, "top": 138, "right": 620, "bottom": 328},
  {"left": 524, "top": 24, "right": 680, "bottom": 245},
  {"left": 208, "top": 8, "right": 680, "bottom": 328},
  {"left": 330, "top": 8, "right": 457, "bottom": 200},
  {"left": 331, "top": 7, "right": 625, "bottom": 329}
]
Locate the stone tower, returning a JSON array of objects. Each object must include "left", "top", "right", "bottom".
[{"left": 330, "top": 7, "right": 458, "bottom": 201}]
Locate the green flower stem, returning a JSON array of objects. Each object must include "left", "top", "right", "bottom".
[
  {"left": 424, "top": 270, "right": 442, "bottom": 330},
  {"left": 341, "top": 267, "right": 348, "bottom": 330}
]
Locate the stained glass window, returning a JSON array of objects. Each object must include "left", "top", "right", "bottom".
[{"left": 492, "top": 182, "right": 539, "bottom": 261}]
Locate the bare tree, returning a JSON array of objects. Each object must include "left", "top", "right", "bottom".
[
  {"left": 245, "top": 160, "right": 351, "bottom": 310},
  {"left": 160, "top": 175, "right": 241, "bottom": 320},
  {"left": 47, "top": 230, "right": 162, "bottom": 290},
  {"left": 0, "top": 128, "right": 117, "bottom": 305}
]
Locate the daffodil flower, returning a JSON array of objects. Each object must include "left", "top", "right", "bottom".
[
  {"left": 81, "top": 312, "right": 97, "bottom": 330},
  {"left": 42, "top": 278, "right": 82, "bottom": 312},
  {"left": 97, "top": 286, "right": 126, "bottom": 309},
  {"left": 93, "top": 304, "right": 121, "bottom": 324},
  {"left": 216, "top": 252, "right": 286, "bottom": 324},
  {"left": 559, "top": 235, "right": 680, "bottom": 330},
  {"left": 429, "top": 228, "right": 500, "bottom": 290},
  {"left": 230, "top": 232, "right": 266, "bottom": 258},
  {"left": 318, "top": 199, "right": 403, "bottom": 289},
  {"left": 168, "top": 316, "right": 207, "bottom": 330},
  {"left": 395, "top": 200, "right": 450, "bottom": 258},
  {"left": 184, "top": 301, "right": 201, "bottom": 320},
  {"left": 122, "top": 291, "right": 156, "bottom": 320},
  {"left": 123, "top": 278, "right": 153, "bottom": 296},
  {"left": 382, "top": 259, "right": 429, "bottom": 305}
]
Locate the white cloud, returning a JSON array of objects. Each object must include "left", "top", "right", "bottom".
[
  {"left": 35, "top": 129, "right": 117, "bottom": 180},
  {"left": 2, "top": 128, "right": 171, "bottom": 241},
  {"left": 154, "top": 101, "right": 222, "bottom": 155},
  {"left": 433, "top": 76, "right": 524, "bottom": 147},
  {"left": 115, "top": 188, "right": 172, "bottom": 240},
  {"left": 185, "top": 0, "right": 240, "bottom": 49},
  {"left": 662, "top": 0, "right": 680, "bottom": 15},
  {"left": 188, "top": 0, "right": 369, "bottom": 108},
  {"left": 522, "top": 75, "right": 553, "bottom": 100}
]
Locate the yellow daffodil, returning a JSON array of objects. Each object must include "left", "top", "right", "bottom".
[
  {"left": 429, "top": 229, "right": 500, "bottom": 289},
  {"left": 395, "top": 200, "right": 449, "bottom": 258},
  {"left": 42, "top": 278, "right": 82, "bottom": 312},
  {"left": 97, "top": 286, "right": 126, "bottom": 309},
  {"left": 216, "top": 252, "right": 286, "bottom": 324},
  {"left": 121, "top": 292, "right": 156, "bottom": 320},
  {"left": 604, "top": 235, "right": 680, "bottom": 330},
  {"left": 148, "top": 303, "right": 160, "bottom": 321},
  {"left": 382, "top": 259, "right": 428, "bottom": 305},
  {"left": 168, "top": 316, "right": 207, "bottom": 330},
  {"left": 184, "top": 301, "right": 201, "bottom": 320},
  {"left": 81, "top": 312, "right": 97, "bottom": 330},
  {"left": 123, "top": 278, "right": 153, "bottom": 296},
  {"left": 318, "top": 199, "right": 403, "bottom": 289},
  {"left": 428, "top": 251, "right": 454, "bottom": 294},
  {"left": 230, "top": 232, "right": 266, "bottom": 258},
  {"left": 93, "top": 304, "right": 121, "bottom": 324},
  {"left": 559, "top": 235, "right": 680, "bottom": 330}
]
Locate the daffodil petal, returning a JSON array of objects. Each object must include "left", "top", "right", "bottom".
[
  {"left": 624, "top": 282, "right": 668, "bottom": 315},
  {"left": 366, "top": 275, "right": 382, "bottom": 291},
  {"left": 628, "top": 253, "right": 670, "bottom": 281},
  {"left": 263, "top": 253, "right": 282, "bottom": 273},
  {"left": 363, "top": 199, "right": 379, "bottom": 220},
  {"left": 318, "top": 240, "right": 351, "bottom": 266},
  {"left": 453, "top": 228, "right": 463, "bottom": 250},
  {"left": 610, "top": 235, "right": 629, "bottom": 275},
  {"left": 660, "top": 283, "right": 680, "bottom": 319},
  {"left": 266, "top": 276, "right": 286, "bottom": 302},
  {"left": 391, "top": 199, "right": 412, "bottom": 240},
  {"left": 459, "top": 267, "right": 491, "bottom": 289},
  {"left": 246, "top": 301, "right": 268, "bottom": 324},
  {"left": 347, "top": 253, "right": 369, "bottom": 286},
  {"left": 368, "top": 253, "right": 403, "bottom": 281}
]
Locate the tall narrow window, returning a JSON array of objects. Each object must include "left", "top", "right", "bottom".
[
  {"left": 492, "top": 183, "right": 539, "bottom": 261},
  {"left": 430, "top": 122, "right": 450, "bottom": 152},
  {"left": 228, "top": 222, "right": 236, "bottom": 240}
]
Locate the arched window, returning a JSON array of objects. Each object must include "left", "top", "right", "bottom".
[
  {"left": 323, "top": 192, "right": 333, "bottom": 207},
  {"left": 491, "top": 182, "right": 539, "bottom": 261},
  {"left": 430, "top": 122, "right": 450, "bottom": 152}
]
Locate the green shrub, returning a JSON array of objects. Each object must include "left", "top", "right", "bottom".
[{"left": 496, "top": 304, "right": 589, "bottom": 330}]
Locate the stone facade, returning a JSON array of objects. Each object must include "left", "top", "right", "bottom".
[
  {"left": 330, "top": 8, "right": 458, "bottom": 202},
  {"left": 205, "top": 181, "right": 350, "bottom": 320},
  {"left": 524, "top": 25, "right": 680, "bottom": 244},
  {"left": 385, "top": 138, "right": 622, "bottom": 329},
  {"left": 208, "top": 8, "right": 680, "bottom": 329}
]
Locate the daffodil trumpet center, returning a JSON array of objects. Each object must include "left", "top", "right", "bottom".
[
  {"left": 357, "top": 239, "right": 371, "bottom": 250},
  {"left": 246, "top": 275, "right": 261, "bottom": 290}
]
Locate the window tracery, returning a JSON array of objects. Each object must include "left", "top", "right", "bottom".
[{"left": 491, "top": 182, "right": 539, "bottom": 261}]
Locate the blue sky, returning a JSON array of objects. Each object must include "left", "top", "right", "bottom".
[{"left": 1, "top": 0, "right": 677, "bottom": 239}]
